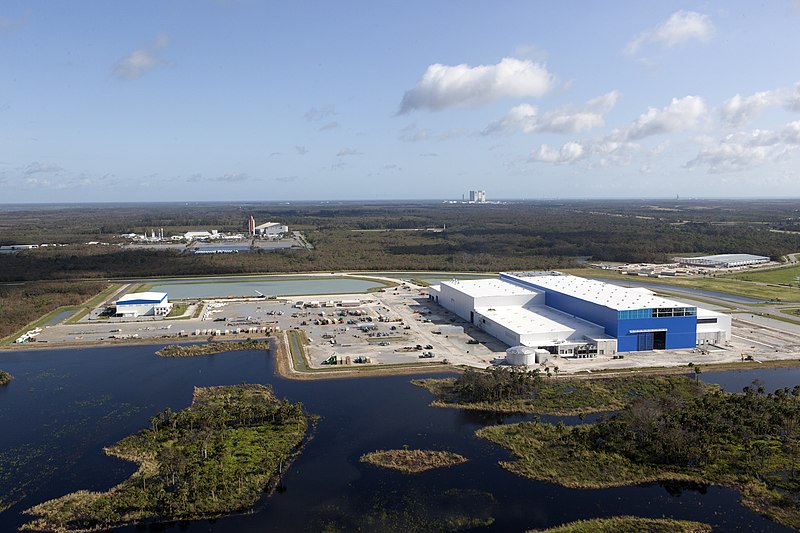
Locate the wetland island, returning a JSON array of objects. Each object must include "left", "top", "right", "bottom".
[{"left": 21, "top": 384, "right": 308, "bottom": 532}]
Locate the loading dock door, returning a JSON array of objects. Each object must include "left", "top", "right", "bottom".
[
  {"left": 636, "top": 331, "right": 666, "bottom": 351},
  {"left": 653, "top": 331, "right": 666, "bottom": 350},
  {"left": 637, "top": 332, "right": 654, "bottom": 351}
]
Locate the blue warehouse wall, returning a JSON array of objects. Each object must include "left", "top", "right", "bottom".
[
  {"left": 502, "top": 274, "right": 699, "bottom": 353},
  {"left": 616, "top": 316, "right": 697, "bottom": 352}
]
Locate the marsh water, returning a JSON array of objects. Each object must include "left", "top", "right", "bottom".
[{"left": 0, "top": 346, "right": 797, "bottom": 532}]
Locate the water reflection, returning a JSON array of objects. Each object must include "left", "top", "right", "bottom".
[{"left": 0, "top": 347, "right": 796, "bottom": 532}]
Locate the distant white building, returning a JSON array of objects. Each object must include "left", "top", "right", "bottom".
[
  {"left": 184, "top": 230, "right": 219, "bottom": 241},
  {"left": 469, "top": 190, "right": 486, "bottom": 203},
  {"left": 115, "top": 292, "right": 172, "bottom": 317},
  {"left": 675, "top": 254, "right": 770, "bottom": 269},
  {"left": 254, "top": 222, "right": 288, "bottom": 236}
]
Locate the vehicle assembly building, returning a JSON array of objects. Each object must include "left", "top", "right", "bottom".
[
  {"left": 427, "top": 272, "right": 731, "bottom": 355},
  {"left": 115, "top": 292, "right": 173, "bottom": 317},
  {"left": 254, "top": 222, "right": 288, "bottom": 236}
]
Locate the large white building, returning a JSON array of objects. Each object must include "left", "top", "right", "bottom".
[
  {"left": 115, "top": 292, "right": 172, "bottom": 317},
  {"left": 254, "top": 222, "right": 288, "bottom": 236},
  {"left": 427, "top": 273, "right": 731, "bottom": 356},
  {"left": 675, "top": 254, "right": 770, "bottom": 269}
]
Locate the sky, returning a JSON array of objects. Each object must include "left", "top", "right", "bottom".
[{"left": 2, "top": 1, "right": 800, "bottom": 203}]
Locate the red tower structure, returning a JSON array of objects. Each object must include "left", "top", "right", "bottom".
[{"left": 248, "top": 215, "right": 255, "bottom": 236}]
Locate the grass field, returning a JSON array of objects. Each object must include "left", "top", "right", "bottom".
[
  {"left": 728, "top": 264, "right": 800, "bottom": 286},
  {"left": 565, "top": 268, "right": 800, "bottom": 302}
]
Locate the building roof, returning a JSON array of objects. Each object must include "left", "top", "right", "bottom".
[
  {"left": 475, "top": 303, "right": 613, "bottom": 341},
  {"left": 255, "top": 222, "right": 285, "bottom": 229},
  {"left": 679, "top": 254, "right": 769, "bottom": 263},
  {"left": 503, "top": 273, "right": 692, "bottom": 312},
  {"left": 439, "top": 278, "right": 540, "bottom": 299},
  {"left": 116, "top": 292, "right": 168, "bottom": 305}
]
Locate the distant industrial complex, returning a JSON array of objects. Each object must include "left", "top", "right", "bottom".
[
  {"left": 675, "top": 254, "right": 770, "bottom": 269},
  {"left": 428, "top": 272, "right": 731, "bottom": 356}
]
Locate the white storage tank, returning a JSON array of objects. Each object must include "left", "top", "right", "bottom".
[{"left": 506, "top": 346, "right": 536, "bottom": 366}]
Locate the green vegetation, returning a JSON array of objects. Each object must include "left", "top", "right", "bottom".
[
  {"left": 360, "top": 449, "right": 468, "bottom": 473},
  {"left": 166, "top": 303, "right": 188, "bottom": 317},
  {"left": 22, "top": 384, "right": 308, "bottom": 532},
  {"left": 0, "top": 281, "right": 109, "bottom": 342},
  {"left": 286, "top": 329, "right": 310, "bottom": 371},
  {"left": 0, "top": 370, "right": 11, "bottom": 386},
  {"left": 728, "top": 263, "right": 800, "bottom": 286},
  {"left": 479, "top": 383, "right": 800, "bottom": 529},
  {"left": 529, "top": 516, "right": 712, "bottom": 533},
  {"left": 567, "top": 267, "right": 800, "bottom": 302},
  {"left": 155, "top": 339, "right": 270, "bottom": 357},
  {"left": 3, "top": 200, "right": 799, "bottom": 283},
  {"left": 414, "top": 370, "right": 712, "bottom": 415}
]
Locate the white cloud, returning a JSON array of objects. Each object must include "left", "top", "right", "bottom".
[
  {"left": 530, "top": 142, "right": 586, "bottom": 164},
  {"left": 626, "top": 11, "right": 714, "bottom": 55},
  {"left": 484, "top": 91, "right": 620, "bottom": 135},
  {"left": 294, "top": 145, "right": 309, "bottom": 155},
  {"left": 22, "top": 161, "right": 63, "bottom": 175},
  {"left": 788, "top": 83, "right": 800, "bottom": 112},
  {"left": 624, "top": 96, "right": 707, "bottom": 140},
  {"left": 319, "top": 121, "right": 339, "bottom": 131},
  {"left": 114, "top": 33, "right": 170, "bottom": 80},
  {"left": 686, "top": 120, "right": 800, "bottom": 173},
  {"left": 527, "top": 95, "right": 705, "bottom": 168},
  {"left": 399, "top": 57, "right": 555, "bottom": 113},
  {"left": 336, "top": 148, "right": 361, "bottom": 157},
  {"left": 719, "top": 90, "right": 785, "bottom": 127},
  {"left": 715, "top": 82, "right": 800, "bottom": 127}
]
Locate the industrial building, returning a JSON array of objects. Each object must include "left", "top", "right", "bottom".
[
  {"left": 427, "top": 272, "right": 731, "bottom": 355},
  {"left": 184, "top": 230, "right": 219, "bottom": 241},
  {"left": 675, "top": 254, "right": 770, "bottom": 268},
  {"left": 469, "top": 190, "right": 486, "bottom": 203},
  {"left": 254, "top": 222, "right": 288, "bottom": 236},
  {"left": 115, "top": 292, "right": 172, "bottom": 317}
]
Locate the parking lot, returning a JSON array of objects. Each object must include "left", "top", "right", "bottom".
[{"left": 18, "top": 275, "right": 800, "bottom": 374}]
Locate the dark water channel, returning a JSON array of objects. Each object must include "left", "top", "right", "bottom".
[{"left": 0, "top": 347, "right": 797, "bottom": 532}]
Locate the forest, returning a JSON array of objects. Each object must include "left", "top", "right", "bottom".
[
  {"left": 21, "top": 384, "right": 308, "bottom": 532},
  {"left": 1, "top": 199, "right": 799, "bottom": 283},
  {"left": 478, "top": 381, "right": 800, "bottom": 529}
]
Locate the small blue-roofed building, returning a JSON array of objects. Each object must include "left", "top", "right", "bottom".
[{"left": 115, "top": 291, "right": 172, "bottom": 317}]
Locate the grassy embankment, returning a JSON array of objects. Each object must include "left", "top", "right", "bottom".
[
  {"left": 565, "top": 267, "right": 800, "bottom": 302},
  {"left": 413, "top": 374, "right": 713, "bottom": 415},
  {"left": 0, "top": 370, "right": 11, "bottom": 385},
  {"left": 477, "top": 383, "right": 800, "bottom": 529},
  {"left": 530, "top": 516, "right": 711, "bottom": 532},
  {"left": 155, "top": 339, "right": 270, "bottom": 357},
  {"left": 22, "top": 384, "right": 308, "bottom": 532},
  {"left": 0, "top": 281, "right": 115, "bottom": 345},
  {"left": 360, "top": 449, "right": 468, "bottom": 473}
]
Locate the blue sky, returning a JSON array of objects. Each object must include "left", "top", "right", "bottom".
[{"left": 2, "top": 1, "right": 800, "bottom": 202}]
